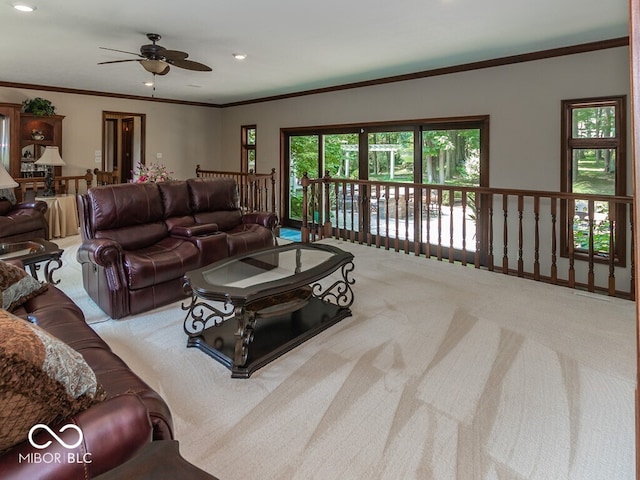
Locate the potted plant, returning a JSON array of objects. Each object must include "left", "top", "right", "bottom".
[{"left": 22, "top": 97, "right": 56, "bottom": 116}]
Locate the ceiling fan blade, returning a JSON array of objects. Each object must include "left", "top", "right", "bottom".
[
  {"left": 168, "top": 58, "right": 212, "bottom": 72},
  {"left": 161, "top": 49, "right": 189, "bottom": 61},
  {"left": 99, "top": 46, "right": 142, "bottom": 57},
  {"left": 97, "top": 59, "right": 140, "bottom": 65}
]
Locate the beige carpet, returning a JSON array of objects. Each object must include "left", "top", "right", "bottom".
[{"left": 55, "top": 235, "right": 636, "bottom": 480}]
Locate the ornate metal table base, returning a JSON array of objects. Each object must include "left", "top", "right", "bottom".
[{"left": 183, "top": 258, "right": 355, "bottom": 378}]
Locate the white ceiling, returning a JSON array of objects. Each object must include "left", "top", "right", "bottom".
[{"left": 0, "top": 0, "right": 629, "bottom": 106}]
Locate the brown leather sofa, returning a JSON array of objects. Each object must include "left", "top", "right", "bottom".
[
  {"left": 0, "top": 283, "right": 173, "bottom": 480},
  {"left": 0, "top": 199, "right": 49, "bottom": 243},
  {"left": 77, "top": 177, "right": 278, "bottom": 319}
]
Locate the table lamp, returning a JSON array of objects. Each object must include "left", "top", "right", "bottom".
[
  {"left": 34, "top": 146, "right": 66, "bottom": 197},
  {"left": 0, "top": 162, "right": 18, "bottom": 203}
]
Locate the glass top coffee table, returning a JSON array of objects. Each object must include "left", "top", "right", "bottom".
[
  {"left": 0, "top": 239, "right": 63, "bottom": 284},
  {"left": 182, "top": 243, "right": 355, "bottom": 378}
]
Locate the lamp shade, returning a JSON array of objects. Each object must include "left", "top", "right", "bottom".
[
  {"left": 34, "top": 146, "right": 66, "bottom": 166},
  {"left": 0, "top": 163, "right": 18, "bottom": 189}
]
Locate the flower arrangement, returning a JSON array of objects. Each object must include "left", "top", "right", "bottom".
[{"left": 132, "top": 161, "right": 174, "bottom": 183}]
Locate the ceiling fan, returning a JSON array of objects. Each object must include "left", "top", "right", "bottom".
[{"left": 98, "top": 33, "right": 212, "bottom": 76}]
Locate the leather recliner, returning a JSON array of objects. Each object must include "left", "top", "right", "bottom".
[{"left": 0, "top": 199, "right": 49, "bottom": 243}]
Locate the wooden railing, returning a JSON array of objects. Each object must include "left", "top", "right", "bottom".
[
  {"left": 195, "top": 165, "right": 277, "bottom": 216},
  {"left": 16, "top": 169, "right": 94, "bottom": 202},
  {"left": 300, "top": 173, "right": 635, "bottom": 299}
]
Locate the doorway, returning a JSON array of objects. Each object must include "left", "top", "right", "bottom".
[{"left": 102, "top": 111, "right": 145, "bottom": 183}]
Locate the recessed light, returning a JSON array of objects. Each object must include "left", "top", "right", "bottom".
[
  {"left": 233, "top": 53, "right": 247, "bottom": 60},
  {"left": 143, "top": 81, "right": 154, "bottom": 87},
  {"left": 13, "top": 3, "right": 36, "bottom": 12}
]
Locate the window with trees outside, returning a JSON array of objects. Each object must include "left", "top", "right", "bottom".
[
  {"left": 283, "top": 117, "right": 488, "bottom": 255},
  {"left": 241, "top": 125, "right": 256, "bottom": 172},
  {"left": 561, "top": 96, "right": 626, "bottom": 262}
]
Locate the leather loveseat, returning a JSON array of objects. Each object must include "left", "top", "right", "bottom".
[
  {"left": 0, "top": 282, "right": 173, "bottom": 480},
  {"left": 77, "top": 177, "right": 278, "bottom": 319},
  {"left": 0, "top": 199, "right": 49, "bottom": 243}
]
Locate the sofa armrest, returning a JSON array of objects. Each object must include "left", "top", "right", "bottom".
[
  {"left": 13, "top": 200, "right": 48, "bottom": 215},
  {"left": 0, "top": 393, "right": 152, "bottom": 480},
  {"left": 77, "top": 239, "right": 124, "bottom": 268},
  {"left": 242, "top": 212, "right": 278, "bottom": 230},
  {"left": 170, "top": 223, "right": 219, "bottom": 238}
]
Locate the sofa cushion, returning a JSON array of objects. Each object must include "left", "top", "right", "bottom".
[
  {"left": 89, "top": 183, "right": 165, "bottom": 231},
  {"left": 0, "top": 261, "right": 47, "bottom": 312},
  {"left": 0, "top": 309, "right": 105, "bottom": 453},
  {"left": 187, "top": 177, "right": 239, "bottom": 212},
  {"left": 157, "top": 180, "right": 192, "bottom": 218},
  {"left": 123, "top": 237, "right": 200, "bottom": 290}
]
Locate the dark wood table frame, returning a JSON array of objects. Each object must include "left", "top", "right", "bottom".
[{"left": 182, "top": 243, "right": 355, "bottom": 378}]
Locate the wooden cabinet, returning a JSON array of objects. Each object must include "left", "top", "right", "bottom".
[{"left": 19, "top": 114, "right": 64, "bottom": 178}]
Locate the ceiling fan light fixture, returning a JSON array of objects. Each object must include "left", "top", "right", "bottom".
[
  {"left": 141, "top": 59, "right": 167, "bottom": 74},
  {"left": 13, "top": 3, "right": 36, "bottom": 12}
]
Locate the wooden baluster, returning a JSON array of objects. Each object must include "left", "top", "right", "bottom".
[
  {"left": 322, "top": 171, "right": 332, "bottom": 240},
  {"left": 384, "top": 185, "right": 390, "bottom": 250},
  {"left": 375, "top": 185, "right": 381, "bottom": 248},
  {"left": 449, "top": 188, "right": 455, "bottom": 263},
  {"left": 502, "top": 194, "right": 509, "bottom": 274},
  {"left": 426, "top": 187, "right": 432, "bottom": 257},
  {"left": 608, "top": 200, "right": 616, "bottom": 296},
  {"left": 343, "top": 181, "right": 348, "bottom": 241},
  {"left": 394, "top": 184, "right": 400, "bottom": 252},
  {"left": 414, "top": 186, "right": 422, "bottom": 257},
  {"left": 587, "top": 199, "right": 595, "bottom": 292},
  {"left": 301, "top": 173, "right": 310, "bottom": 243},
  {"left": 533, "top": 196, "right": 540, "bottom": 281},
  {"left": 517, "top": 195, "right": 524, "bottom": 277},
  {"left": 349, "top": 183, "right": 362, "bottom": 243},
  {"left": 488, "top": 195, "right": 494, "bottom": 271},
  {"left": 551, "top": 197, "right": 558, "bottom": 284},
  {"left": 437, "top": 189, "right": 443, "bottom": 261},
  {"left": 404, "top": 186, "right": 410, "bottom": 254},
  {"left": 474, "top": 192, "right": 480, "bottom": 269},
  {"left": 568, "top": 198, "right": 576, "bottom": 288},
  {"left": 461, "top": 191, "right": 467, "bottom": 266}
]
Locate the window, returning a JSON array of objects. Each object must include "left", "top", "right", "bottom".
[
  {"left": 241, "top": 125, "right": 256, "bottom": 172},
  {"left": 561, "top": 96, "right": 626, "bottom": 261}
]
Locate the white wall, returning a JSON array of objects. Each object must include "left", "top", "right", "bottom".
[
  {"left": 219, "top": 46, "right": 630, "bottom": 193},
  {"left": 0, "top": 87, "right": 222, "bottom": 181}
]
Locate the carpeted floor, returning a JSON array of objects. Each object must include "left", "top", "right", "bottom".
[{"left": 54, "top": 235, "right": 636, "bottom": 480}]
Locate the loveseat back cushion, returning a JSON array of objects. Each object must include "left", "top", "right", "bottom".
[
  {"left": 187, "top": 177, "right": 239, "bottom": 212},
  {"left": 157, "top": 180, "right": 192, "bottom": 218},
  {"left": 89, "top": 183, "right": 165, "bottom": 231}
]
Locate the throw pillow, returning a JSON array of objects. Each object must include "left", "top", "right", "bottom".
[
  {"left": 0, "top": 261, "right": 48, "bottom": 311},
  {"left": 0, "top": 309, "right": 105, "bottom": 453}
]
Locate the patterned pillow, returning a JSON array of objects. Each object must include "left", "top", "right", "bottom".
[
  {"left": 0, "top": 309, "right": 105, "bottom": 453},
  {"left": 0, "top": 260, "right": 48, "bottom": 311}
]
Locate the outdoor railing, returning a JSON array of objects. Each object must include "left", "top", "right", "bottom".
[
  {"left": 300, "top": 172, "right": 635, "bottom": 299},
  {"left": 195, "top": 165, "right": 277, "bottom": 216},
  {"left": 16, "top": 169, "right": 94, "bottom": 202}
]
